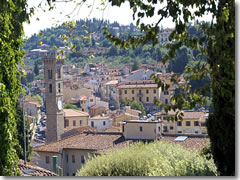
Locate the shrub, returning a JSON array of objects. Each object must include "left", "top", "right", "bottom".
[{"left": 76, "top": 141, "right": 217, "bottom": 176}]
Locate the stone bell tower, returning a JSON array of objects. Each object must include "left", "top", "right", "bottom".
[{"left": 43, "top": 52, "right": 64, "bottom": 142}]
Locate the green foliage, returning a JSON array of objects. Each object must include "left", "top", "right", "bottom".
[
  {"left": 64, "top": 104, "right": 79, "bottom": 110},
  {"left": 32, "top": 94, "right": 43, "bottom": 106},
  {"left": 76, "top": 141, "right": 217, "bottom": 176},
  {"left": 105, "top": 0, "right": 235, "bottom": 175},
  {"left": 34, "top": 61, "right": 39, "bottom": 75},
  {"left": 0, "top": 0, "right": 30, "bottom": 176},
  {"left": 15, "top": 101, "right": 33, "bottom": 162},
  {"left": 131, "top": 59, "right": 140, "bottom": 71},
  {"left": 121, "top": 99, "right": 145, "bottom": 115}
]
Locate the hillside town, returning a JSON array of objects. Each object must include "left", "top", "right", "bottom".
[{"left": 20, "top": 45, "right": 210, "bottom": 176}]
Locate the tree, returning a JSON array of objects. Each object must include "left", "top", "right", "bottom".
[
  {"left": 0, "top": 0, "right": 30, "bottom": 175},
  {"left": 15, "top": 100, "right": 33, "bottom": 162},
  {"left": 104, "top": 0, "right": 235, "bottom": 176},
  {"left": 34, "top": 61, "right": 39, "bottom": 75},
  {"left": 64, "top": 104, "right": 79, "bottom": 110},
  {"left": 108, "top": 45, "right": 118, "bottom": 56},
  {"left": 132, "top": 59, "right": 140, "bottom": 71},
  {"left": 129, "top": 100, "right": 145, "bottom": 115}
]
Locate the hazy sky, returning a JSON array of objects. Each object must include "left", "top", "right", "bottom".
[{"left": 23, "top": 0, "right": 175, "bottom": 37}]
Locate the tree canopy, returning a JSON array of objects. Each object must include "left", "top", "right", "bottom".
[{"left": 103, "top": 0, "right": 235, "bottom": 175}]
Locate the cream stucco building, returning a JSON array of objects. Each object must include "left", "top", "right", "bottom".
[
  {"left": 64, "top": 109, "right": 89, "bottom": 132},
  {"left": 122, "top": 120, "right": 162, "bottom": 140}
]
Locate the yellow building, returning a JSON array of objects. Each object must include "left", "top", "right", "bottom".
[
  {"left": 117, "top": 80, "right": 161, "bottom": 112},
  {"left": 154, "top": 111, "right": 208, "bottom": 136},
  {"left": 64, "top": 109, "right": 89, "bottom": 132}
]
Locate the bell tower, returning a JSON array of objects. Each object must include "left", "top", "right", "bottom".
[{"left": 43, "top": 52, "right": 64, "bottom": 142}]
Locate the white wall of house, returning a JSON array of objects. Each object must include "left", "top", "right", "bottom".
[{"left": 88, "top": 119, "right": 112, "bottom": 130}]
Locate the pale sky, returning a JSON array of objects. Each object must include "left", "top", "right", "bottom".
[{"left": 23, "top": 0, "right": 175, "bottom": 38}]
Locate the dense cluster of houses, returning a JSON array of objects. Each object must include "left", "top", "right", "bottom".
[{"left": 21, "top": 46, "right": 209, "bottom": 176}]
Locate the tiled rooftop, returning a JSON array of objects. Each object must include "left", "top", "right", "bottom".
[
  {"left": 154, "top": 110, "right": 208, "bottom": 120},
  {"left": 18, "top": 160, "right": 58, "bottom": 176},
  {"left": 160, "top": 136, "right": 210, "bottom": 151},
  {"left": 64, "top": 109, "right": 89, "bottom": 117},
  {"left": 118, "top": 83, "right": 158, "bottom": 89},
  {"left": 34, "top": 133, "right": 125, "bottom": 153},
  {"left": 61, "top": 126, "right": 99, "bottom": 139}
]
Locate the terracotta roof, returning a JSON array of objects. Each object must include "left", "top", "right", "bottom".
[
  {"left": 18, "top": 160, "right": 58, "bottom": 176},
  {"left": 114, "top": 113, "right": 139, "bottom": 119},
  {"left": 160, "top": 136, "right": 210, "bottom": 151},
  {"left": 64, "top": 109, "right": 89, "bottom": 117},
  {"left": 103, "top": 126, "right": 122, "bottom": 132},
  {"left": 118, "top": 83, "right": 158, "bottom": 89},
  {"left": 61, "top": 126, "right": 99, "bottom": 139},
  {"left": 105, "top": 80, "right": 118, "bottom": 85},
  {"left": 154, "top": 110, "right": 208, "bottom": 120},
  {"left": 34, "top": 133, "right": 124, "bottom": 153},
  {"left": 90, "top": 115, "right": 111, "bottom": 120}
]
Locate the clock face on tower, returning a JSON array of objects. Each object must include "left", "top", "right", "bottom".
[{"left": 57, "top": 98, "right": 62, "bottom": 110}]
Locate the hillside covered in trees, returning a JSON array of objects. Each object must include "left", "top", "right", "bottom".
[{"left": 23, "top": 18, "right": 205, "bottom": 73}]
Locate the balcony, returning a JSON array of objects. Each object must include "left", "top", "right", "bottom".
[{"left": 137, "top": 93, "right": 143, "bottom": 97}]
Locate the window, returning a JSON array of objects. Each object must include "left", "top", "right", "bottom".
[
  {"left": 132, "top": 90, "right": 134, "bottom": 94},
  {"left": 103, "top": 121, "right": 106, "bottom": 126},
  {"left": 48, "top": 69, "right": 52, "bottom": 79},
  {"left": 119, "top": 90, "right": 122, "bottom": 95},
  {"left": 178, "top": 131, "right": 182, "bottom": 133},
  {"left": 72, "top": 155, "right": 75, "bottom": 163},
  {"left": 58, "top": 83, "right": 61, "bottom": 93},
  {"left": 81, "top": 155, "right": 85, "bottom": 164},
  {"left": 139, "top": 97, "right": 142, "bottom": 101},
  {"left": 49, "top": 84, "right": 52, "bottom": 93},
  {"left": 194, "top": 121, "right": 199, "bottom": 126},
  {"left": 164, "top": 91, "right": 169, "bottom": 95},
  {"left": 45, "top": 156, "right": 50, "bottom": 164},
  {"left": 91, "top": 121, "right": 94, "bottom": 127},
  {"left": 64, "top": 119, "right": 69, "bottom": 128},
  {"left": 73, "top": 120, "right": 76, "bottom": 126},
  {"left": 139, "top": 90, "right": 141, "bottom": 93},
  {"left": 163, "top": 116, "right": 166, "bottom": 120},
  {"left": 146, "top": 97, "right": 149, "bottom": 102},
  {"left": 165, "top": 99, "right": 168, "bottom": 104},
  {"left": 132, "top": 97, "right": 135, "bottom": 101},
  {"left": 80, "top": 120, "right": 82, "bottom": 126},
  {"left": 124, "top": 90, "right": 127, "bottom": 94},
  {"left": 158, "top": 126, "right": 161, "bottom": 132},
  {"left": 170, "top": 125, "right": 174, "bottom": 130},
  {"left": 186, "top": 121, "right": 191, "bottom": 126},
  {"left": 163, "top": 126, "right": 168, "bottom": 132},
  {"left": 146, "top": 89, "right": 149, "bottom": 94},
  {"left": 66, "top": 154, "right": 68, "bottom": 163},
  {"left": 90, "top": 99, "right": 93, "bottom": 102},
  {"left": 154, "top": 89, "right": 156, "bottom": 94},
  {"left": 140, "top": 126, "right": 143, "bottom": 132},
  {"left": 177, "top": 121, "right": 182, "bottom": 126},
  {"left": 201, "top": 122, "right": 206, "bottom": 127},
  {"left": 57, "top": 67, "right": 61, "bottom": 78}
]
